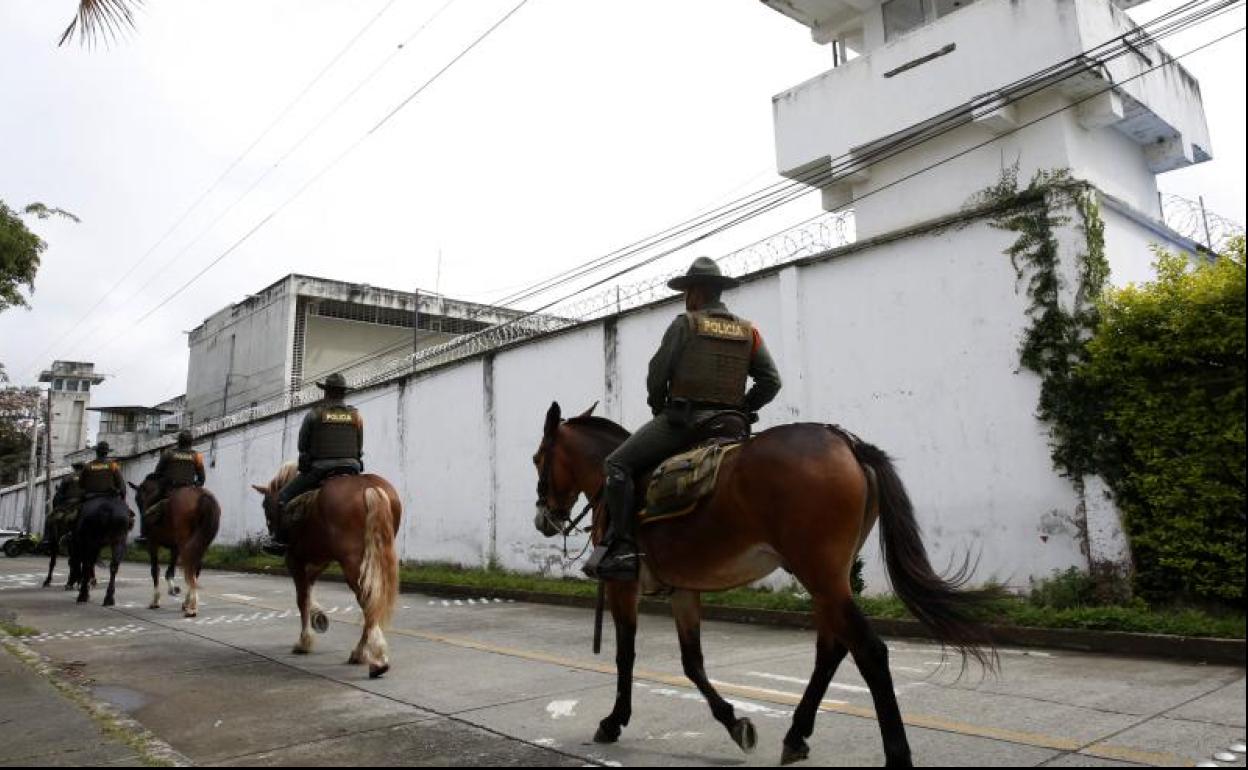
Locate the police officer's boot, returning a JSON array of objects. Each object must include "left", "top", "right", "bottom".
[
  {"left": 583, "top": 470, "right": 640, "bottom": 581},
  {"left": 260, "top": 502, "right": 289, "bottom": 557}
]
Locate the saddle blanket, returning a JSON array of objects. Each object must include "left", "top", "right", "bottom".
[
  {"left": 142, "top": 500, "right": 167, "bottom": 527},
  {"left": 281, "top": 490, "right": 319, "bottom": 531},
  {"left": 640, "top": 442, "right": 741, "bottom": 525}
]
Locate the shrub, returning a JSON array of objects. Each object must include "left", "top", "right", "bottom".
[{"left": 1082, "top": 238, "right": 1246, "bottom": 604}]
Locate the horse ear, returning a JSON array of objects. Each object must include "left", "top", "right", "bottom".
[
  {"left": 543, "top": 401, "right": 561, "bottom": 438},
  {"left": 127, "top": 481, "right": 139, "bottom": 490},
  {"left": 251, "top": 484, "right": 268, "bottom": 495},
  {"left": 577, "top": 401, "right": 598, "bottom": 419}
]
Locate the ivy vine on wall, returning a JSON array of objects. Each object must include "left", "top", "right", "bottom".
[{"left": 971, "top": 167, "right": 1109, "bottom": 480}]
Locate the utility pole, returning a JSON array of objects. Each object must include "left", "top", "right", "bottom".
[
  {"left": 22, "top": 394, "right": 39, "bottom": 533},
  {"left": 44, "top": 389, "right": 53, "bottom": 529}
]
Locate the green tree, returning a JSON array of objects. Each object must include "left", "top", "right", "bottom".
[
  {"left": 0, "top": 200, "right": 78, "bottom": 313},
  {"left": 1083, "top": 238, "right": 1246, "bottom": 604}
]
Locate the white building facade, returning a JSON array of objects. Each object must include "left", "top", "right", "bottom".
[{"left": 1, "top": 0, "right": 1215, "bottom": 593}]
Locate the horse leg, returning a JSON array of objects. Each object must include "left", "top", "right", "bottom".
[
  {"left": 148, "top": 544, "right": 161, "bottom": 609},
  {"left": 594, "top": 580, "right": 639, "bottom": 744},
  {"left": 828, "top": 596, "right": 912, "bottom": 767},
  {"left": 289, "top": 560, "right": 317, "bottom": 654},
  {"left": 781, "top": 633, "right": 849, "bottom": 765},
  {"left": 166, "top": 545, "right": 180, "bottom": 597},
  {"left": 670, "top": 589, "right": 756, "bottom": 753},
  {"left": 43, "top": 525, "right": 58, "bottom": 588},
  {"left": 75, "top": 543, "right": 96, "bottom": 604},
  {"left": 102, "top": 541, "right": 123, "bottom": 607}
]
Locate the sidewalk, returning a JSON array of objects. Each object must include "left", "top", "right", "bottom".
[{"left": 0, "top": 630, "right": 162, "bottom": 767}]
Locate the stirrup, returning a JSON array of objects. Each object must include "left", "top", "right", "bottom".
[
  {"left": 260, "top": 535, "right": 288, "bottom": 557},
  {"left": 583, "top": 542, "right": 641, "bottom": 581}
]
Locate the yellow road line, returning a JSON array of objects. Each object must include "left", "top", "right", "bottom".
[{"left": 200, "top": 589, "right": 1193, "bottom": 767}]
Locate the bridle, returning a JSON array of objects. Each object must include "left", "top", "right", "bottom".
[{"left": 535, "top": 423, "right": 601, "bottom": 544}]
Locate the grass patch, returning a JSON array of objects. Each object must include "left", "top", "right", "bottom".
[
  {"left": 0, "top": 620, "right": 39, "bottom": 637},
  {"left": 174, "top": 546, "right": 1246, "bottom": 640}
]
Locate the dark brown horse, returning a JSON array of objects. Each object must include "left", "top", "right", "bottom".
[
  {"left": 252, "top": 462, "right": 401, "bottom": 678},
  {"left": 73, "top": 495, "right": 132, "bottom": 607},
  {"left": 533, "top": 402, "right": 996, "bottom": 766},
  {"left": 132, "top": 476, "right": 221, "bottom": 617}
]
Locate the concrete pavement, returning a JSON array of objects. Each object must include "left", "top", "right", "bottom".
[{"left": 1, "top": 556, "right": 1244, "bottom": 767}]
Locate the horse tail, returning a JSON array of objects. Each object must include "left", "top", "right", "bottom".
[
  {"left": 849, "top": 438, "right": 999, "bottom": 672},
  {"left": 187, "top": 490, "right": 221, "bottom": 564},
  {"left": 358, "top": 486, "right": 399, "bottom": 629}
]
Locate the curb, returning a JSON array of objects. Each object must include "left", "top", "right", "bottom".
[
  {"left": 0, "top": 627, "right": 193, "bottom": 767},
  {"left": 216, "top": 563, "right": 1246, "bottom": 667}
]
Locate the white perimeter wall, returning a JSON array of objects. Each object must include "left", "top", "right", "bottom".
[{"left": 7, "top": 198, "right": 1187, "bottom": 594}]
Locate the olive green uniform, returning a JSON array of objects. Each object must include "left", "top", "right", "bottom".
[
  {"left": 276, "top": 401, "right": 364, "bottom": 509},
  {"left": 604, "top": 300, "right": 782, "bottom": 478}
]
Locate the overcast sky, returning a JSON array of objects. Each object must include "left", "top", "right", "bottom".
[{"left": 1, "top": 0, "right": 1244, "bottom": 413}]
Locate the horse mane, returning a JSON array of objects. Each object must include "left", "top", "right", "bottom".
[
  {"left": 566, "top": 415, "right": 631, "bottom": 442},
  {"left": 270, "top": 461, "right": 298, "bottom": 493}
]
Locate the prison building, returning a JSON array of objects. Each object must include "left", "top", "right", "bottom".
[{"left": 184, "top": 274, "right": 527, "bottom": 426}]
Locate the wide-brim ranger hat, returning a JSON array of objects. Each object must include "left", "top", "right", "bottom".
[
  {"left": 667, "top": 257, "right": 740, "bottom": 292},
  {"left": 316, "top": 372, "right": 349, "bottom": 391}
]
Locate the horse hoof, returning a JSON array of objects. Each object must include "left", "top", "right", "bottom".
[
  {"left": 311, "top": 611, "right": 329, "bottom": 634},
  {"left": 291, "top": 645, "right": 311, "bottom": 655},
  {"left": 730, "top": 718, "right": 757, "bottom": 754},
  {"left": 76, "top": 596, "right": 88, "bottom": 604},
  {"left": 103, "top": 596, "right": 115, "bottom": 607},
  {"left": 148, "top": 603, "right": 160, "bottom": 610},
  {"left": 594, "top": 720, "right": 622, "bottom": 744},
  {"left": 64, "top": 584, "right": 75, "bottom": 592},
  {"left": 184, "top": 611, "right": 197, "bottom": 619},
  {"left": 368, "top": 663, "right": 389, "bottom": 679},
  {"left": 171, "top": 586, "right": 181, "bottom": 596},
  {"left": 42, "top": 580, "right": 51, "bottom": 588},
  {"left": 780, "top": 739, "right": 810, "bottom": 765}
]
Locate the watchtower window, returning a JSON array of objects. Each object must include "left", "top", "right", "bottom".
[{"left": 884, "top": 0, "right": 981, "bottom": 42}]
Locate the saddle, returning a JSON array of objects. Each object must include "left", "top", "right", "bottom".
[{"left": 638, "top": 411, "right": 750, "bottom": 525}]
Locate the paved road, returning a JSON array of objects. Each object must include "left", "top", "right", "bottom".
[{"left": 1, "top": 557, "right": 1244, "bottom": 767}]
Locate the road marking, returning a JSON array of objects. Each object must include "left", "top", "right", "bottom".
[
  {"left": 219, "top": 593, "right": 257, "bottom": 602},
  {"left": 546, "top": 700, "right": 578, "bottom": 719},
  {"left": 197, "top": 588, "right": 1194, "bottom": 767}
]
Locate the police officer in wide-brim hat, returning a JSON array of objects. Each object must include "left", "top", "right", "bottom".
[
  {"left": 263, "top": 371, "right": 364, "bottom": 555},
  {"left": 665, "top": 256, "right": 741, "bottom": 293},
  {"left": 582, "top": 257, "right": 781, "bottom": 581}
]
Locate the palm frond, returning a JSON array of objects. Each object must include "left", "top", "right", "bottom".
[
  {"left": 59, "top": 0, "right": 142, "bottom": 48},
  {"left": 22, "top": 203, "right": 81, "bottom": 223}
]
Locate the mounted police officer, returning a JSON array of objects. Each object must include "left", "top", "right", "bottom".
[
  {"left": 263, "top": 372, "right": 363, "bottom": 556},
  {"left": 583, "top": 257, "right": 782, "bottom": 581},
  {"left": 137, "top": 430, "right": 205, "bottom": 545},
  {"left": 77, "top": 441, "right": 128, "bottom": 532},
  {"left": 47, "top": 461, "right": 86, "bottom": 540}
]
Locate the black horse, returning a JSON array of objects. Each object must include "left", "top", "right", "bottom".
[{"left": 73, "top": 496, "right": 131, "bottom": 606}]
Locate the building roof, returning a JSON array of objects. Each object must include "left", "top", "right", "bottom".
[{"left": 88, "top": 406, "right": 173, "bottom": 415}]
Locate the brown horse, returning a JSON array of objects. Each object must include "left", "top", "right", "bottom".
[
  {"left": 252, "top": 463, "right": 401, "bottom": 678},
  {"left": 533, "top": 402, "right": 997, "bottom": 767},
  {"left": 132, "top": 476, "right": 221, "bottom": 617}
]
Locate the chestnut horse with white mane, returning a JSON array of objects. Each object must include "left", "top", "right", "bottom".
[{"left": 253, "top": 462, "right": 401, "bottom": 678}]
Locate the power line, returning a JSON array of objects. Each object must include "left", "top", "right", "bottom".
[
  {"left": 99, "top": 0, "right": 1241, "bottom": 405},
  {"left": 89, "top": 0, "right": 532, "bottom": 362},
  {"left": 20, "top": 0, "right": 408, "bottom": 379},
  {"left": 130, "top": 21, "right": 1248, "bottom": 455}
]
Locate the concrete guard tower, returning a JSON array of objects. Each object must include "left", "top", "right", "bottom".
[
  {"left": 759, "top": 0, "right": 1213, "bottom": 585},
  {"left": 38, "top": 361, "right": 105, "bottom": 465}
]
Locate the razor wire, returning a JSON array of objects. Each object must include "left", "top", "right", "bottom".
[
  {"left": 153, "top": 209, "right": 854, "bottom": 448},
  {"left": 1160, "top": 193, "right": 1244, "bottom": 253}
]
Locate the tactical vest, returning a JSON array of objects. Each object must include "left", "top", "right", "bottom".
[
  {"left": 668, "top": 310, "right": 754, "bottom": 408},
  {"left": 307, "top": 405, "right": 361, "bottom": 461},
  {"left": 162, "top": 449, "right": 199, "bottom": 486},
  {"left": 80, "top": 460, "right": 119, "bottom": 495}
]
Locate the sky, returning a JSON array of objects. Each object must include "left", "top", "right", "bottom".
[{"left": 1, "top": 0, "right": 1245, "bottom": 415}]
